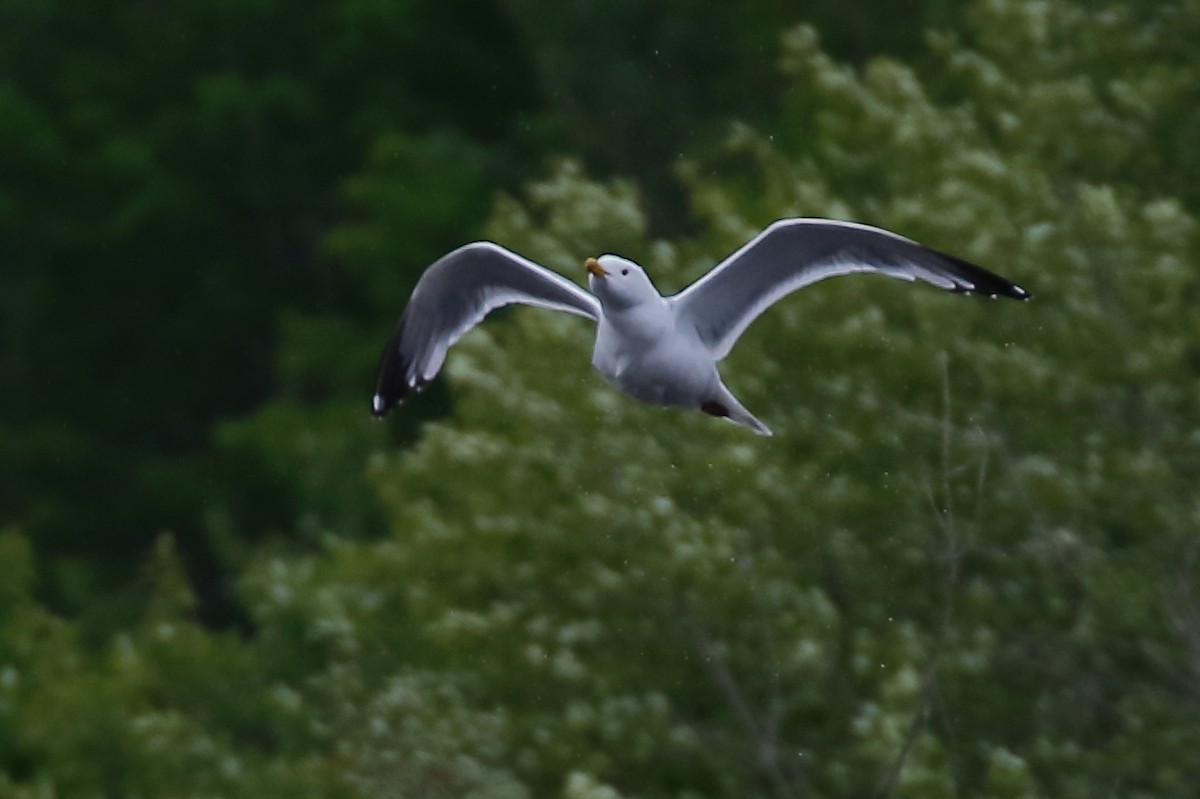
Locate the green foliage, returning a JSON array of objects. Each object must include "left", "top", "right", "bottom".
[
  {"left": 0, "top": 0, "right": 946, "bottom": 616},
  {"left": 0, "top": 0, "right": 541, "bottom": 613},
  {"left": 4, "top": 0, "right": 1200, "bottom": 796}
]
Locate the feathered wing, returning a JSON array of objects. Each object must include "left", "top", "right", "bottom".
[
  {"left": 669, "top": 218, "right": 1031, "bottom": 360},
  {"left": 372, "top": 242, "right": 601, "bottom": 417}
]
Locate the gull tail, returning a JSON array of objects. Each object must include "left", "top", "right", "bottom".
[{"left": 700, "top": 384, "right": 773, "bottom": 437}]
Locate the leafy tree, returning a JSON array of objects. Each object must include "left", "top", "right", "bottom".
[
  {"left": 0, "top": 0, "right": 949, "bottom": 625},
  {"left": 0, "top": 0, "right": 541, "bottom": 619},
  {"left": 332, "top": 1, "right": 1200, "bottom": 794},
  {"left": 3, "top": 1, "right": 1200, "bottom": 797}
]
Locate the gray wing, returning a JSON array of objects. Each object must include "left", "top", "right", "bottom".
[
  {"left": 372, "top": 241, "right": 600, "bottom": 416},
  {"left": 669, "top": 218, "right": 1030, "bottom": 360}
]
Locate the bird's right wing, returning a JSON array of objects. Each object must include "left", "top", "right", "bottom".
[
  {"left": 372, "top": 242, "right": 600, "bottom": 417},
  {"left": 670, "top": 218, "right": 1030, "bottom": 360}
]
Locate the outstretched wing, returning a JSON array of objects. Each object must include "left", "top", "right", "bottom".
[
  {"left": 372, "top": 241, "right": 600, "bottom": 417},
  {"left": 669, "top": 218, "right": 1030, "bottom": 360}
]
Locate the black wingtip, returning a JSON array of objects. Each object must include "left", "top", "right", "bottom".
[
  {"left": 939, "top": 250, "right": 1031, "bottom": 302},
  {"left": 370, "top": 393, "right": 393, "bottom": 419},
  {"left": 994, "top": 282, "right": 1031, "bottom": 301},
  {"left": 371, "top": 316, "right": 415, "bottom": 419}
]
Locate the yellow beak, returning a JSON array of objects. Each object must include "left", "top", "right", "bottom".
[{"left": 585, "top": 257, "right": 608, "bottom": 277}]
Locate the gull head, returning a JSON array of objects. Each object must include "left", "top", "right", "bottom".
[{"left": 585, "top": 255, "right": 660, "bottom": 310}]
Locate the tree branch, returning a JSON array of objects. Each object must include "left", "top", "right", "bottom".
[{"left": 679, "top": 600, "right": 810, "bottom": 799}]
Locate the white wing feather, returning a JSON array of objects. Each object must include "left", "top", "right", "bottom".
[
  {"left": 372, "top": 242, "right": 600, "bottom": 415},
  {"left": 670, "top": 218, "right": 1029, "bottom": 360}
]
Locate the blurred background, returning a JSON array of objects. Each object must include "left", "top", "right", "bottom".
[{"left": 2, "top": 0, "right": 1199, "bottom": 796}]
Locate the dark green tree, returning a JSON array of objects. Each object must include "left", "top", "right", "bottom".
[
  {"left": 0, "top": 0, "right": 540, "bottom": 618},
  {"left": 3, "top": 1, "right": 1199, "bottom": 797}
]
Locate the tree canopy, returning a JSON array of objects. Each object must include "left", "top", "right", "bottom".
[{"left": 3, "top": 0, "right": 1200, "bottom": 796}]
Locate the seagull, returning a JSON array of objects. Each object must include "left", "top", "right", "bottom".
[{"left": 371, "top": 218, "right": 1030, "bottom": 436}]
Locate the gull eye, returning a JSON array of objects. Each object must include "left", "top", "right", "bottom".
[{"left": 621, "top": 268, "right": 629, "bottom": 276}]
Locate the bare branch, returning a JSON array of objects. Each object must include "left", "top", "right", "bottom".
[
  {"left": 678, "top": 600, "right": 811, "bottom": 799},
  {"left": 880, "top": 354, "right": 972, "bottom": 798}
]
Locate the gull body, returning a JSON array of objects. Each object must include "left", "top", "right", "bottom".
[
  {"left": 371, "top": 218, "right": 1031, "bottom": 435},
  {"left": 585, "top": 254, "right": 769, "bottom": 434}
]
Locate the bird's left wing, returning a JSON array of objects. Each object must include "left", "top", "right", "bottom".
[
  {"left": 372, "top": 242, "right": 600, "bottom": 417},
  {"left": 669, "top": 218, "right": 1030, "bottom": 360}
]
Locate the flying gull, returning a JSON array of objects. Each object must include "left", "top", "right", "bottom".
[{"left": 372, "top": 218, "right": 1030, "bottom": 435}]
